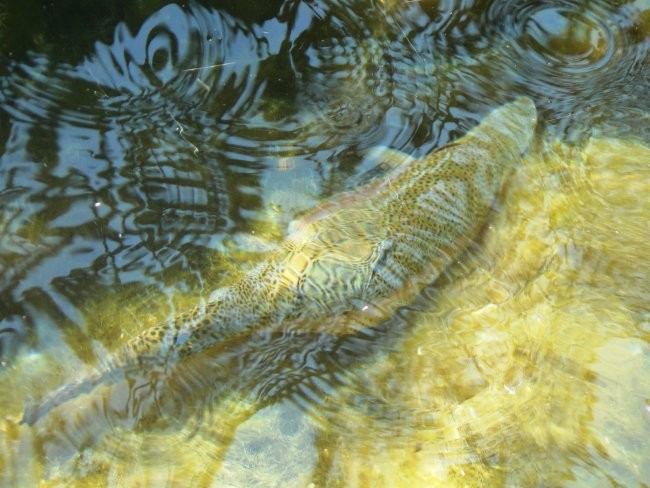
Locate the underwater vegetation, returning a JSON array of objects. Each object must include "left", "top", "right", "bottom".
[{"left": 0, "top": 0, "right": 648, "bottom": 486}]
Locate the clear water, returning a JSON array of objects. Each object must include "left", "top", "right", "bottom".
[{"left": 0, "top": 0, "right": 648, "bottom": 486}]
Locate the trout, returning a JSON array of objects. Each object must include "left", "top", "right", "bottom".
[{"left": 22, "top": 97, "right": 537, "bottom": 425}]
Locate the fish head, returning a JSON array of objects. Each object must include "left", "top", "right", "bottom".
[{"left": 479, "top": 96, "right": 538, "bottom": 158}]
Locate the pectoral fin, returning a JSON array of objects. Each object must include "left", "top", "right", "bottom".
[{"left": 364, "top": 145, "right": 414, "bottom": 169}]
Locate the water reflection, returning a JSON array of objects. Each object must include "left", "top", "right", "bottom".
[
  {"left": 0, "top": 0, "right": 649, "bottom": 486},
  {"left": 482, "top": 0, "right": 649, "bottom": 138}
]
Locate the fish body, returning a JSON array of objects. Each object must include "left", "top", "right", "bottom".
[{"left": 22, "top": 98, "right": 536, "bottom": 425}]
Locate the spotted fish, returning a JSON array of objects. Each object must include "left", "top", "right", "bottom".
[{"left": 21, "top": 97, "right": 537, "bottom": 425}]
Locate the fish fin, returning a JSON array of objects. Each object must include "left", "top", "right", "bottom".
[
  {"left": 20, "top": 369, "right": 109, "bottom": 425},
  {"left": 432, "top": 141, "right": 460, "bottom": 153},
  {"left": 365, "top": 145, "right": 414, "bottom": 169}
]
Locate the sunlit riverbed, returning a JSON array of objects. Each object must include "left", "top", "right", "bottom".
[{"left": 0, "top": 0, "right": 648, "bottom": 486}]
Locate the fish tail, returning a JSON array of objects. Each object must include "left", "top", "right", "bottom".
[
  {"left": 20, "top": 289, "right": 253, "bottom": 424},
  {"left": 20, "top": 368, "right": 110, "bottom": 425}
]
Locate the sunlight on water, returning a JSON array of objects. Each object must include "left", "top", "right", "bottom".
[
  {"left": 3, "top": 136, "right": 647, "bottom": 487},
  {"left": 0, "top": 0, "right": 649, "bottom": 486},
  {"left": 309, "top": 137, "right": 650, "bottom": 485}
]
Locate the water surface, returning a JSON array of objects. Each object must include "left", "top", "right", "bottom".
[{"left": 0, "top": 0, "right": 649, "bottom": 486}]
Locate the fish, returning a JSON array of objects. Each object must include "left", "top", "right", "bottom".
[{"left": 21, "top": 97, "right": 537, "bottom": 425}]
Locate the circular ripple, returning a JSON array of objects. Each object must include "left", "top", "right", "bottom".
[
  {"left": 490, "top": 1, "right": 623, "bottom": 88},
  {"left": 481, "top": 0, "right": 648, "bottom": 135}
]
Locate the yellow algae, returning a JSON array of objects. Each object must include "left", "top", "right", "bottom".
[
  {"left": 310, "top": 137, "right": 650, "bottom": 486},
  {"left": 34, "top": 391, "right": 260, "bottom": 488},
  {"left": 3, "top": 136, "right": 649, "bottom": 486}
]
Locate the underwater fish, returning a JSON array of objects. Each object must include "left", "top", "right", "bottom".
[{"left": 21, "top": 97, "right": 536, "bottom": 425}]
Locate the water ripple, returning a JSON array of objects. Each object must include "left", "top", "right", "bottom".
[
  {"left": 481, "top": 0, "right": 649, "bottom": 135},
  {"left": 0, "top": 0, "right": 648, "bottom": 481}
]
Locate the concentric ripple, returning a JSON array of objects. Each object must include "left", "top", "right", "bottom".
[
  {"left": 482, "top": 0, "right": 649, "bottom": 135},
  {"left": 487, "top": 1, "right": 623, "bottom": 86}
]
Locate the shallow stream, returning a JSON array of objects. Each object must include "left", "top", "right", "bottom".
[{"left": 0, "top": 1, "right": 648, "bottom": 486}]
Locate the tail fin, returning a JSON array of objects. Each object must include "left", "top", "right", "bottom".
[{"left": 21, "top": 369, "right": 110, "bottom": 425}]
